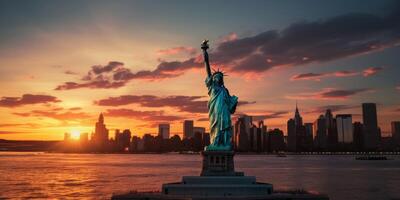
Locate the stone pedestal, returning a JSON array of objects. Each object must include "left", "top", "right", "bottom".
[
  {"left": 201, "top": 150, "right": 243, "bottom": 176},
  {"left": 162, "top": 150, "right": 273, "bottom": 198}
]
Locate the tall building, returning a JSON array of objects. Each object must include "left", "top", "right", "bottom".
[
  {"left": 258, "top": 121, "right": 268, "bottom": 152},
  {"left": 64, "top": 132, "right": 71, "bottom": 141},
  {"left": 158, "top": 124, "right": 170, "bottom": 139},
  {"left": 353, "top": 122, "right": 364, "bottom": 150},
  {"left": 92, "top": 113, "right": 109, "bottom": 144},
  {"left": 234, "top": 116, "right": 249, "bottom": 151},
  {"left": 294, "top": 103, "right": 303, "bottom": 126},
  {"left": 392, "top": 121, "right": 400, "bottom": 145},
  {"left": 362, "top": 103, "right": 379, "bottom": 149},
  {"left": 115, "top": 129, "right": 132, "bottom": 151},
  {"left": 249, "top": 125, "right": 258, "bottom": 151},
  {"left": 193, "top": 127, "right": 206, "bottom": 135},
  {"left": 80, "top": 132, "right": 89, "bottom": 143},
  {"left": 287, "top": 103, "right": 307, "bottom": 152},
  {"left": 325, "top": 109, "right": 338, "bottom": 147},
  {"left": 267, "top": 128, "right": 285, "bottom": 152},
  {"left": 336, "top": 114, "right": 353, "bottom": 144},
  {"left": 304, "top": 123, "right": 314, "bottom": 150},
  {"left": 287, "top": 118, "right": 296, "bottom": 152},
  {"left": 314, "top": 115, "right": 327, "bottom": 149},
  {"left": 183, "top": 120, "right": 194, "bottom": 139}
]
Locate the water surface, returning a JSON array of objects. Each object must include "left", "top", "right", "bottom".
[{"left": 0, "top": 152, "right": 399, "bottom": 200}]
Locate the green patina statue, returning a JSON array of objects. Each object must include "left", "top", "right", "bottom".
[{"left": 201, "top": 40, "right": 238, "bottom": 151}]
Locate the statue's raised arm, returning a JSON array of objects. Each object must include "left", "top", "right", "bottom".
[{"left": 201, "top": 40, "right": 212, "bottom": 77}]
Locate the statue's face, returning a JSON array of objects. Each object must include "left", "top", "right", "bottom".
[{"left": 213, "top": 73, "right": 224, "bottom": 85}]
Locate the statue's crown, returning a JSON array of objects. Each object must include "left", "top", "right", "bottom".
[{"left": 212, "top": 68, "right": 226, "bottom": 77}]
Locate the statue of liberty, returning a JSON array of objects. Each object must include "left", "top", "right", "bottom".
[{"left": 201, "top": 40, "right": 238, "bottom": 151}]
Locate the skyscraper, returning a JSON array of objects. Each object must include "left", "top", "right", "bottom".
[
  {"left": 93, "top": 113, "right": 109, "bottom": 144},
  {"left": 325, "top": 109, "right": 338, "bottom": 147},
  {"left": 336, "top": 114, "right": 353, "bottom": 144},
  {"left": 362, "top": 103, "right": 379, "bottom": 149},
  {"left": 158, "top": 124, "right": 170, "bottom": 139},
  {"left": 183, "top": 120, "right": 194, "bottom": 139},
  {"left": 234, "top": 116, "right": 249, "bottom": 151},
  {"left": 287, "top": 118, "right": 296, "bottom": 152},
  {"left": 287, "top": 103, "right": 306, "bottom": 152},
  {"left": 392, "top": 121, "right": 400, "bottom": 145},
  {"left": 314, "top": 115, "right": 327, "bottom": 149},
  {"left": 115, "top": 129, "right": 132, "bottom": 151},
  {"left": 304, "top": 123, "right": 314, "bottom": 150},
  {"left": 353, "top": 122, "right": 364, "bottom": 150}
]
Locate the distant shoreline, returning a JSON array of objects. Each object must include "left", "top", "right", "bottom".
[{"left": 1, "top": 150, "right": 400, "bottom": 156}]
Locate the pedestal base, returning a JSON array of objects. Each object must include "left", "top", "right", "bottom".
[
  {"left": 201, "top": 150, "right": 243, "bottom": 176},
  {"left": 162, "top": 176, "right": 273, "bottom": 197},
  {"left": 162, "top": 150, "right": 273, "bottom": 198}
]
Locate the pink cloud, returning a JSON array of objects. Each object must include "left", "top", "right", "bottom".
[
  {"left": 363, "top": 66, "right": 384, "bottom": 77},
  {"left": 157, "top": 46, "right": 197, "bottom": 56}
]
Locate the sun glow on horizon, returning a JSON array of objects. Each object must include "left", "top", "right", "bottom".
[{"left": 70, "top": 130, "right": 81, "bottom": 140}]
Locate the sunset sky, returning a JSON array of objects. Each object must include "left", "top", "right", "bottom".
[{"left": 0, "top": 0, "right": 399, "bottom": 140}]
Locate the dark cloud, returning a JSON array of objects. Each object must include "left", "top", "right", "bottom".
[
  {"left": 105, "top": 108, "right": 184, "bottom": 122},
  {"left": 95, "top": 95, "right": 255, "bottom": 113},
  {"left": 305, "top": 105, "right": 359, "bottom": 114},
  {"left": 233, "top": 111, "right": 289, "bottom": 122},
  {"left": 158, "top": 5, "right": 400, "bottom": 76},
  {"left": 13, "top": 110, "right": 91, "bottom": 121},
  {"left": 290, "top": 73, "right": 326, "bottom": 81},
  {"left": 55, "top": 59, "right": 201, "bottom": 90},
  {"left": 250, "top": 111, "right": 290, "bottom": 121},
  {"left": 287, "top": 88, "right": 372, "bottom": 100},
  {"left": 290, "top": 70, "right": 359, "bottom": 81},
  {"left": 0, "top": 94, "right": 61, "bottom": 107},
  {"left": 55, "top": 4, "right": 400, "bottom": 90}
]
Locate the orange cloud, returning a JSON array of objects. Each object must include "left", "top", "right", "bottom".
[{"left": 0, "top": 94, "right": 60, "bottom": 107}]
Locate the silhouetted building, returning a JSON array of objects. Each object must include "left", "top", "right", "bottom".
[
  {"left": 336, "top": 114, "right": 353, "bottom": 144},
  {"left": 183, "top": 120, "right": 194, "bottom": 139},
  {"left": 325, "top": 109, "right": 338, "bottom": 148},
  {"left": 353, "top": 122, "right": 364, "bottom": 150},
  {"left": 158, "top": 124, "right": 170, "bottom": 139},
  {"left": 362, "top": 103, "right": 380, "bottom": 150},
  {"left": 80, "top": 132, "right": 89, "bottom": 143},
  {"left": 267, "top": 129, "right": 285, "bottom": 152},
  {"left": 304, "top": 123, "right": 314, "bottom": 151},
  {"left": 116, "top": 129, "right": 131, "bottom": 151},
  {"left": 287, "top": 118, "right": 296, "bottom": 152},
  {"left": 92, "top": 113, "right": 109, "bottom": 144},
  {"left": 259, "top": 121, "right": 268, "bottom": 152},
  {"left": 64, "top": 132, "right": 71, "bottom": 141},
  {"left": 314, "top": 115, "right": 327, "bottom": 150},
  {"left": 392, "top": 121, "right": 400, "bottom": 145},
  {"left": 203, "top": 133, "right": 210, "bottom": 147},
  {"left": 193, "top": 127, "right": 206, "bottom": 135},
  {"left": 287, "top": 104, "right": 307, "bottom": 152},
  {"left": 250, "top": 125, "right": 258, "bottom": 151},
  {"left": 234, "top": 116, "right": 251, "bottom": 151}
]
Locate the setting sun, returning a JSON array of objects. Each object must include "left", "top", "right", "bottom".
[{"left": 70, "top": 130, "right": 81, "bottom": 140}]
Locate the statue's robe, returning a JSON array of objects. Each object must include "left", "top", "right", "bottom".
[{"left": 205, "top": 76, "right": 238, "bottom": 149}]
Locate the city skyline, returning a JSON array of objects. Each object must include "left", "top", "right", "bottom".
[{"left": 1, "top": 0, "right": 400, "bottom": 140}]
